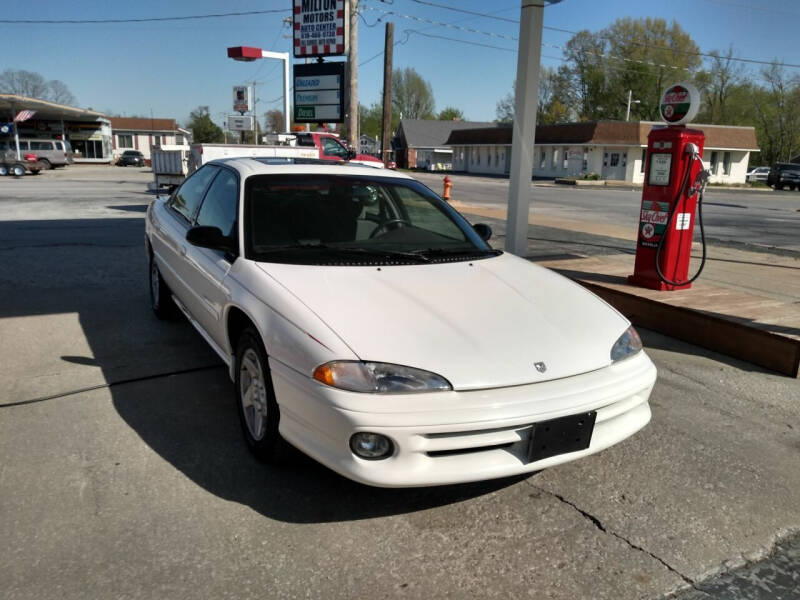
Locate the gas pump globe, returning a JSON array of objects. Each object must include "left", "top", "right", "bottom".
[{"left": 628, "top": 82, "right": 711, "bottom": 291}]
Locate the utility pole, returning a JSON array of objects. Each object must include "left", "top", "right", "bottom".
[
  {"left": 347, "top": 0, "right": 359, "bottom": 151},
  {"left": 505, "top": 0, "right": 545, "bottom": 256},
  {"left": 381, "top": 22, "right": 394, "bottom": 166},
  {"left": 253, "top": 80, "right": 258, "bottom": 144}
]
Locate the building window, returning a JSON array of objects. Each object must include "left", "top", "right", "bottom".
[
  {"left": 562, "top": 147, "right": 568, "bottom": 169},
  {"left": 551, "top": 149, "right": 558, "bottom": 168},
  {"left": 603, "top": 152, "right": 608, "bottom": 167},
  {"left": 539, "top": 150, "right": 546, "bottom": 169},
  {"left": 621, "top": 152, "right": 627, "bottom": 168},
  {"left": 609, "top": 153, "right": 619, "bottom": 167},
  {"left": 710, "top": 151, "right": 719, "bottom": 173},
  {"left": 582, "top": 151, "right": 588, "bottom": 171},
  {"left": 477, "top": 148, "right": 481, "bottom": 165},
  {"left": 118, "top": 134, "right": 133, "bottom": 148},
  {"left": 640, "top": 148, "right": 646, "bottom": 173},
  {"left": 723, "top": 151, "right": 731, "bottom": 175}
]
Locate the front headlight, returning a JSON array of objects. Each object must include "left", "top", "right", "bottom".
[
  {"left": 313, "top": 361, "right": 452, "bottom": 394},
  {"left": 610, "top": 325, "right": 643, "bottom": 363}
]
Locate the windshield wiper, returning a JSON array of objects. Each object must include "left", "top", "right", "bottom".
[
  {"left": 410, "top": 247, "right": 501, "bottom": 257},
  {"left": 254, "top": 243, "right": 430, "bottom": 262}
]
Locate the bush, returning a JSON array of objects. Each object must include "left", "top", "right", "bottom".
[{"left": 581, "top": 172, "right": 601, "bottom": 180}]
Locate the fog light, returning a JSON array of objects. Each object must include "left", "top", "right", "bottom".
[{"left": 350, "top": 432, "right": 393, "bottom": 460}]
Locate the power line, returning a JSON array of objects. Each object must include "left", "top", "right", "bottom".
[
  {"left": 364, "top": 6, "right": 517, "bottom": 41},
  {"left": 390, "top": 0, "right": 800, "bottom": 70},
  {"left": 0, "top": 8, "right": 288, "bottom": 24}
]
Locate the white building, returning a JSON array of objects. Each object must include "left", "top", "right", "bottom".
[
  {"left": 447, "top": 121, "right": 759, "bottom": 184},
  {"left": 109, "top": 117, "right": 190, "bottom": 161}
]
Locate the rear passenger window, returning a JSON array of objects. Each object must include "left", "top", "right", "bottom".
[
  {"left": 196, "top": 169, "right": 238, "bottom": 238},
  {"left": 169, "top": 166, "right": 219, "bottom": 222}
]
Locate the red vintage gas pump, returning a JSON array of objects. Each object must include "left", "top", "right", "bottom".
[{"left": 629, "top": 83, "right": 711, "bottom": 291}]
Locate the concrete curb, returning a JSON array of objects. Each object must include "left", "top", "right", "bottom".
[{"left": 561, "top": 276, "right": 800, "bottom": 378}]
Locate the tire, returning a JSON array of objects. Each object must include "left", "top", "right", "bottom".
[
  {"left": 38, "top": 159, "right": 52, "bottom": 170},
  {"left": 148, "top": 252, "right": 176, "bottom": 319},
  {"left": 30, "top": 169, "right": 40, "bottom": 175},
  {"left": 234, "top": 327, "right": 285, "bottom": 463},
  {"left": 11, "top": 164, "right": 26, "bottom": 177},
  {"left": 776, "top": 183, "right": 784, "bottom": 190},
  {"left": 0, "top": 165, "right": 8, "bottom": 176}
]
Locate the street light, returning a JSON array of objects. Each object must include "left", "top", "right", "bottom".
[
  {"left": 626, "top": 90, "right": 641, "bottom": 122},
  {"left": 227, "top": 46, "right": 291, "bottom": 139}
]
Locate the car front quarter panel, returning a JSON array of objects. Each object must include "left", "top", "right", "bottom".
[{"left": 225, "top": 259, "right": 359, "bottom": 377}]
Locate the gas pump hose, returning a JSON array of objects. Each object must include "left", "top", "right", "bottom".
[{"left": 654, "top": 154, "right": 708, "bottom": 287}]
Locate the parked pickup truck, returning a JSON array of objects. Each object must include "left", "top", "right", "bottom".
[{"left": 150, "top": 132, "right": 383, "bottom": 192}]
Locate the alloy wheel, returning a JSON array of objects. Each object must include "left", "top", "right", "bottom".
[{"left": 239, "top": 348, "right": 268, "bottom": 441}]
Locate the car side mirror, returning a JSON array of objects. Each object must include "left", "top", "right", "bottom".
[
  {"left": 473, "top": 223, "right": 492, "bottom": 241},
  {"left": 186, "top": 226, "right": 236, "bottom": 254},
  {"left": 345, "top": 149, "right": 357, "bottom": 160}
]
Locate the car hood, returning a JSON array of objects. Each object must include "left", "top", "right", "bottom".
[{"left": 257, "top": 253, "right": 630, "bottom": 390}]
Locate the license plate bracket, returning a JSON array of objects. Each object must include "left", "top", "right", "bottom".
[{"left": 527, "top": 411, "right": 597, "bottom": 463}]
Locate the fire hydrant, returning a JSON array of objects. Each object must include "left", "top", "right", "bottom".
[{"left": 442, "top": 175, "right": 452, "bottom": 201}]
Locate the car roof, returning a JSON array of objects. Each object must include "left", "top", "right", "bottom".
[{"left": 207, "top": 157, "right": 413, "bottom": 180}]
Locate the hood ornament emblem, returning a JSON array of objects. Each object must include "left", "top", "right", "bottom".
[{"left": 534, "top": 362, "right": 547, "bottom": 373}]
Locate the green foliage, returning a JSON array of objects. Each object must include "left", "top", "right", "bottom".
[
  {"left": 438, "top": 106, "right": 464, "bottom": 121},
  {"left": 392, "top": 68, "right": 435, "bottom": 120},
  {"left": 186, "top": 106, "right": 224, "bottom": 144}
]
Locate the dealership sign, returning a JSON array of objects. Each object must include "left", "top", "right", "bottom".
[
  {"left": 293, "top": 0, "right": 348, "bottom": 58},
  {"left": 293, "top": 62, "right": 345, "bottom": 123}
]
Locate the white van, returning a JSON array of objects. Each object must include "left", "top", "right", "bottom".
[{"left": 0, "top": 138, "right": 71, "bottom": 169}]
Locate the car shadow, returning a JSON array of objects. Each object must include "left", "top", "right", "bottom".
[{"left": 0, "top": 217, "right": 528, "bottom": 524}]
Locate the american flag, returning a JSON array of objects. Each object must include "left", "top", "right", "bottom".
[{"left": 14, "top": 110, "right": 36, "bottom": 122}]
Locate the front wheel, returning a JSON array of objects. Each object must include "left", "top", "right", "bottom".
[
  {"left": 234, "top": 327, "right": 285, "bottom": 463},
  {"left": 0, "top": 165, "right": 8, "bottom": 176},
  {"left": 38, "top": 159, "right": 52, "bottom": 170}
]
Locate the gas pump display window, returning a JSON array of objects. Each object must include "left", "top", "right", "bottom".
[{"left": 648, "top": 153, "right": 672, "bottom": 186}]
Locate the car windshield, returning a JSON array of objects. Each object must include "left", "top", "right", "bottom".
[
  {"left": 244, "top": 174, "right": 498, "bottom": 265},
  {"left": 123, "top": 151, "right": 140, "bottom": 156}
]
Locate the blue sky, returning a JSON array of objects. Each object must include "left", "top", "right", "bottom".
[{"left": 1, "top": 0, "right": 798, "bottom": 127}]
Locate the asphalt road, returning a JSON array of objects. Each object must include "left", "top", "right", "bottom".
[
  {"left": 413, "top": 172, "right": 800, "bottom": 255},
  {"left": 1, "top": 166, "right": 799, "bottom": 599}
]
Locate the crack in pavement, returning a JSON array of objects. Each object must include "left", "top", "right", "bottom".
[
  {"left": 529, "top": 482, "right": 699, "bottom": 591},
  {"left": 0, "top": 363, "right": 226, "bottom": 408}
]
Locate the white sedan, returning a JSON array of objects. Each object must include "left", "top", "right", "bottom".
[{"left": 145, "top": 159, "right": 656, "bottom": 487}]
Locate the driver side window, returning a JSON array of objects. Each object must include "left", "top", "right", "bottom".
[
  {"left": 169, "top": 166, "right": 219, "bottom": 222},
  {"left": 321, "top": 137, "right": 348, "bottom": 159}
]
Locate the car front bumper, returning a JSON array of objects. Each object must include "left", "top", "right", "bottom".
[{"left": 270, "top": 352, "right": 656, "bottom": 488}]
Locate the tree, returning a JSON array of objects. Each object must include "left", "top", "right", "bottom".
[
  {"left": 495, "top": 69, "right": 572, "bottom": 125},
  {"left": 550, "top": 18, "right": 702, "bottom": 121},
  {"left": 751, "top": 62, "right": 800, "bottom": 165},
  {"left": 264, "top": 110, "right": 285, "bottom": 134},
  {"left": 695, "top": 47, "right": 746, "bottom": 124},
  {"left": 392, "top": 68, "right": 435, "bottom": 120},
  {"left": 0, "top": 69, "right": 77, "bottom": 105},
  {"left": 185, "top": 106, "right": 224, "bottom": 143},
  {"left": 47, "top": 80, "right": 76, "bottom": 106},
  {"left": 438, "top": 106, "right": 464, "bottom": 121}
]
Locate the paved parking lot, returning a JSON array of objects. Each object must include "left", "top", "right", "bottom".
[{"left": 1, "top": 166, "right": 799, "bottom": 599}]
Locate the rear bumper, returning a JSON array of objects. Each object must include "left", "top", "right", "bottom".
[{"left": 270, "top": 352, "right": 656, "bottom": 488}]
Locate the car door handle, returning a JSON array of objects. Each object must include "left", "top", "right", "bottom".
[{"left": 179, "top": 245, "right": 187, "bottom": 257}]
